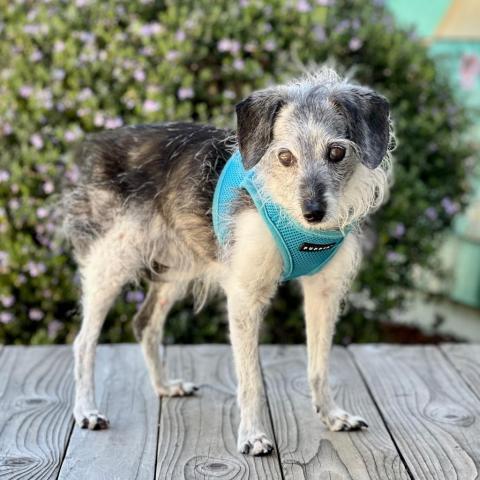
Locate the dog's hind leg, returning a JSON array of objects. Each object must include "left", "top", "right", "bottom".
[
  {"left": 134, "top": 281, "right": 197, "bottom": 396},
  {"left": 301, "top": 235, "right": 368, "bottom": 432},
  {"left": 73, "top": 218, "right": 143, "bottom": 430}
]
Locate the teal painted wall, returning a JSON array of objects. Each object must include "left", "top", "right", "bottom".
[{"left": 386, "top": 0, "right": 451, "bottom": 37}]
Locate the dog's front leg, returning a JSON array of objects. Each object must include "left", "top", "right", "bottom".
[
  {"left": 227, "top": 282, "right": 274, "bottom": 455},
  {"left": 225, "top": 210, "right": 282, "bottom": 455},
  {"left": 301, "top": 235, "right": 368, "bottom": 431}
]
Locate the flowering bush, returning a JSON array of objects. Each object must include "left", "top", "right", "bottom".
[{"left": 0, "top": 0, "right": 474, "bottom": 344}]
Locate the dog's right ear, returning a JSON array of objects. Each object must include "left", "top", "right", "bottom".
[{"left": 236, "top": 90, "right": 285, "bottom": 169}]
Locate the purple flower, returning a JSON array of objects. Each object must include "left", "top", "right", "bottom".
[
  {"left": 313, "top": 25, "right": 326, "bottom": 42},
  {"left": 0, "top": 170, "right": 10, "bottom": 182},
  {"left": 233, "top": 58, "right": 245, "bottom": 71},
  {"left": 387, "top": 251, "right": 403, "bottom": 263},
  {"left": 425, "top": 207, "right": 438, "bottom": 221},
  {"left": 139, "top": 22, "right": 163, "bottom": 37},
  {"left": 19, "top": 85, "right": 33, "bottom": 98},
  {"left": 264, "top": 40, "right": 276, "bottom": 51},
  {"left": 224, "top": 90, "right": 236, "bottom": 99},
  {"left": 217, "top": 38, "right": 241, "bottom": 54},
  {"left": 94, "top": 112, "right": 105, "bottom": 127},
  {"left": 78, "top": 87, "right": 93, "bottom": 102},
  {"left": 296, "top": 0, "right": 312, "bottom": 12},
  {"left": 349, "top": 37, "right": 363, "bottom": 51},
  {"left": 134, "top": 69, "right": 146, "bottom": 82},
  {"left": 54, "top": 40, "right": 65, "bottom": 53},
  {"left": 26, "top": 261, "right": 47, "bottom": 277},
  {"left": 30, "top": 133, "right": 44, "bottom": 149},
  {"left": 0, "top": 295, "right": 14, "bottom": 308},
  {"left": 0, "top": 312, "right": 13, "bottom": 324},
  {"left": 23, "top": 24, "right": 47, "bottom": 35},
  {"left": 43, "top": 181, "right": 54, "bottom": 194},
  {"left": 177, "top": 87, "right": 194, "bottom": 100},
  {"left": 392, "top": 223, "right": 405, "bottom": 239},
  {"left": 77, "top": 31, "right": 95, "bottom": 43},
  {"left": 244, "top": 42, "right": 257, "bottom": 53},
  {"left": 52, "top": 68, "right": 65, "bottom": 81},
  {"left": 29, "top": 308, "right": 44, "bottom": 321},
  {"left": 105, "top": 117, "right": 123, "bottom": 129},
  {"left": 126, "top": 290, "right": 145, "bottom": 303},
  {"left": 316, "top": 0, "right": 332, "bottom": 5},
  {"left": 139, "top": 46, "right": 154, "bottom": 56},
  {"left": 166, "top": 50, "right": 179, "bottom": 61},
  {"left": 334, "top": 19, "right": 350, "bottom": 34},
  {"left": 441, "top": 197, "right": 460, "bottom": 216},
  {"left": 123, "top": 98, "right": 136, "bottom": 110},
  {"left": 8, "top": 199, "right": 19, "bottom": 210},
  {"left": 36, "top": 207, "right": 49, "bottom": 219},
  {"left": 175, "top": 30, "right": 186, "bottom": 42},
  {"left": 143, "top": 99, "right": 160, "bottom": 112},
  {"left": 64, "top": 128, "right": 81, "bottom": 142},
  {"left": 2, "top": 123, "right": 12, "bottom": 135},
  {"left": 48, "top": 320, "right": 63, "bottom": 338},
  {"left": 30, "top": 49, "right": 43, "bottom": 62}
]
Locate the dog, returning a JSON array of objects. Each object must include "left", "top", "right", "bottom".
[{"left": 62, "top": 68, "right": 393, "bottom": 456}]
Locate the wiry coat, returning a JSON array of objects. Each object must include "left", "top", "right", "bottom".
[{"left": 63, "top": 69, "right": 393, "bottom": 455}]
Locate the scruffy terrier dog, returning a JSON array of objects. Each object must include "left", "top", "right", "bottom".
[{"left": 63, "top": 68, "right": 393, "bottom": 456}]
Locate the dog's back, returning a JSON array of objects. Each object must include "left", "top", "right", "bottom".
[{"left": 62, "top": 123, "right": 234, "bottom": 260}]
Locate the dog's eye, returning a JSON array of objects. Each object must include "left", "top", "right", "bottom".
[
  {"left": 328, "top": 146, "right": 346, "bottom": 163},
  {"left": 278, "top": 149, "right": 295, "bottom": 167}
]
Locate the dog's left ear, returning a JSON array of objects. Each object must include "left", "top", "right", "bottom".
[
  {"left": 236, "top": 90, "right": 285, "bottom": 169},
  {"left": 330, "top": 86, "right": 390, "bottom": 169}
]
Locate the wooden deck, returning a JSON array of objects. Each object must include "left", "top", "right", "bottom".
[{"left": 0, "top": 344, "right": 479, "bottom": 479}]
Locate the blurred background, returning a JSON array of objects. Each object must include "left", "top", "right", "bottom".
[{"left": 0, "top": 0, "right": 478, "bottom": 345}]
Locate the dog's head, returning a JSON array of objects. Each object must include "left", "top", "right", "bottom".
[{"left": 236, "top": 69, "right": 394, "bottom": 229}]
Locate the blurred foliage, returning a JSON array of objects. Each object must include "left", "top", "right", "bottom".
[{"left": 0, "top": 0, "right": 474, "bottom": 345}]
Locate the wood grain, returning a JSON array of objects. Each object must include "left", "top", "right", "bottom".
[
  {"left": 0, "top": 345, "right": 74, "bottom": 480},
  {"left": 261, "top": 345, "right": 409, "bottom": 480},
  {"left": 58, "top": 344, "right": 159, "bottom": 480},
  {"left": 156, "top": 345, "right": 282, "bottom": 479},
  {"left": 441, "top": 344, "right": 480, "bottom": 400},
  {"left": 351, "top": 344, "right": 480, "bottom": 480}
]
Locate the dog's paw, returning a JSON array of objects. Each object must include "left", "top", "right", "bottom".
[
  {"left": 156, "top": 379, "right": 198, "bottom": 397},
  {"left": 237, "top": 431, "right": 274, "bottom": 456},
  {"left": 74, "top": 410, "right": 110, "bottom": 430},
  {"left": 319, "top": 407, "right": 368, "bottom": 432}
]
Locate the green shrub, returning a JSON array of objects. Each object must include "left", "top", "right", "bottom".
[{"left": 0, "top": 0, "right": 474, "bottom": 345}]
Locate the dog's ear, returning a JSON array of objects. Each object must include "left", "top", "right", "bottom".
[
  {"left": 235, "top": 90, "right": 285, "bottom": 169},
  {"left": 330, "top": 86, "right": 390, "bottom": 169}
]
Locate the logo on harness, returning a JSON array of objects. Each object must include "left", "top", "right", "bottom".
[{"left": 299, "top": 242, "right": 337, "bottom": 252}]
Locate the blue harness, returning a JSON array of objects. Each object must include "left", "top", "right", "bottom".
[{"left": 212, "top": 151, "right": 349, "bottom": 282}]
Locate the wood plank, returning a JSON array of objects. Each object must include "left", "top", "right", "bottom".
[
  {"left": 261, "top": 345, "right": 409, "bottom": 480},
  {"left": 58, "top": 344, "right": 159, "bottom": 480},
  {"left": 156, "top": 345, "right": 282, "bottom": 479},
  {"left": 441, "top": 344, "right": 480, "bottom": 400},
  {"left": 351, "top": 344, "right": 480, "bottom": 480},
  {"left": 0, "top": 346, "right": 74, "bottom": 480}
]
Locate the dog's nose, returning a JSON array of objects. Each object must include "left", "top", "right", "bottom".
[{"left": 302, "top": 200, "right": 326, "bottom": 223}]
